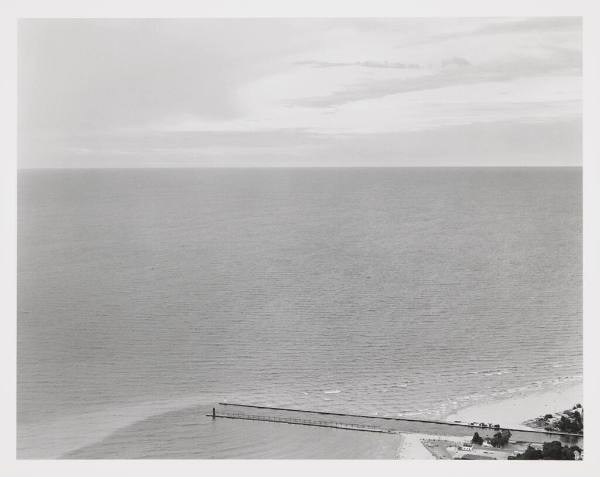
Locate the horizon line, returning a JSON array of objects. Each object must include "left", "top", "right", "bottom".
[{"left": 17, "top": 165, "right": 583, "bottom": 171}]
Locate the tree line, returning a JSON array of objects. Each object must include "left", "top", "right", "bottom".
[{"left": 508, "top": 441, "right": 582, "bottom": 460}]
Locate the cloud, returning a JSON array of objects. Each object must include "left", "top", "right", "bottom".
[
  {"left": 397, "top": 17, "right": 582, "bottom": 49},
  {"left": 18, "top": 19, "right": 318, "bottom": 133},
  {"left": 297, "top": 56, "right": 470, "bottom": 72},
  {"left": 474, "top": 17, "right": 582, "bottom": 36},
  {"left": 19, "top": 118, "right": 581, "bottom": 168},
  {"left": 290, "top": 49, "right": 581, "bottom": 109},
  {"left": 296, "top": 60, "right": 421, "bottom": 70},
  {"left": 326, "top": 117, "right": 581, "bottom": 166},
  {"left": 18, "top": 18, "right": 582, "bottom": 168},
  {"left": 442, "top": 57, "right": 471, "bottom": 68}
]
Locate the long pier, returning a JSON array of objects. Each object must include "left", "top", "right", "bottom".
[
  {"left": 208, "top": 411, "right": 396, "bottom": 434},
  {"left": 211, "top": 402, "right": 583, "bottom": 444}
]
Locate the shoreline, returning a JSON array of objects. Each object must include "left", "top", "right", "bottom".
[
  {"left": 444, "top": 381, "right": 582, "bottom": 431},
  {"left": 400, "top": 382, "right": 583, "bottom": 459},
  {"left": 20, "top": 381, "right": 583, "bottom": 459}
]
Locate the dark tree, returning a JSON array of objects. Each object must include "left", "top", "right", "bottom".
[
  {"left": 508, "top": 445, "right": 543, "bottom": 460},
  {"left": 573, "top": 410, "right": 582, "bottom": 427},
  {"left": 471, "top": 432, "right": 483, "bottom": 445},
  {"left": 509, "top": 441, "right": 579, "bottom": 460},
  {"left": 490, "top": 429, "right": 511, "bottom": 448},
  {"left": 557, "top": 412, "right": 583, "bottom": 433},
  {"left": 543, "top": 441, "right": 568, "bottom": 460}
]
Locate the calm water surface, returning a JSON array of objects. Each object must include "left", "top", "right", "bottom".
[{"left": 17, "top": 168, "right": 582, "bottom": 457}]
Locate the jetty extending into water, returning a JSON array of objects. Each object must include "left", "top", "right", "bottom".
[
  {"left": 208, "top": 402, "right": 583, "bottom": 445},
  {"left": 209, "top": 411, "right": 395, "bottom": 434}
]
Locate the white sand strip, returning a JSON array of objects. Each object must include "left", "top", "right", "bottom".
[
  {"left": 397, "top": 433, "right": 447, "bottom": 459},
  {"left": 444, "top": 382, "right": 582, "bottom": 430}
]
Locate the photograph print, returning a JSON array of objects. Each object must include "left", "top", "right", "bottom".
[{"left": 17, "top": 17, "right": 582, "bottom": 460}]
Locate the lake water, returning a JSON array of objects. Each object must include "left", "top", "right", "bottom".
[{"left": 17, "top": 168, "right": 582, "bottom": 458}]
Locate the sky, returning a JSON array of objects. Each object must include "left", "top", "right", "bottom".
[{"left": 18, "top": 18, "right": 582, "bottom": 168}]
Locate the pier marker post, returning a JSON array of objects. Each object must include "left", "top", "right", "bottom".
[{"left": 212, "top": 407, "right": 216, "bottom": 419}]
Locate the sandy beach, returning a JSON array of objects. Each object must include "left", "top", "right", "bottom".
[
  {"left": 397, "top": 433, "right": 458, "bottom": 459},
  {"left": 398, "top": 381, "right": 584, "bottom": 460},
  {"left": 445, "top": 382, "right": 583, "bottom": 430}
]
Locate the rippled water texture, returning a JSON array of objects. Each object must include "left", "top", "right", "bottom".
[{"left": 17, "top": 168, "right": 582, "bottom": 457}]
